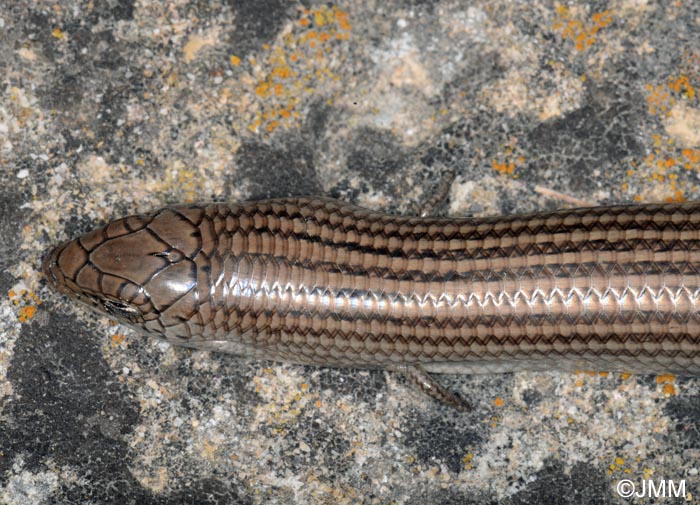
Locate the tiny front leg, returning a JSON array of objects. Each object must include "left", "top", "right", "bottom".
[
  {"left": 410, "top": 166, "right": 458, "bottom": 217},
  {"left": 396, "top": 363, "right": 471, "bottom": 411}
]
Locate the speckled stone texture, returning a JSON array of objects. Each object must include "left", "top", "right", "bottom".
[{"left": 1, "top": 1, "right": 699, "bottom": 503}]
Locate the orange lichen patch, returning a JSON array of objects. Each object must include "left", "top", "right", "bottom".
[
  {"left": 662, "top": 383, "right": 677, "bottom": 396},
  {"left": 573, "top": 369, "right": 615, "bottom": 382},
  {"left": 163, "top": 163, "right": 199, "bottom": 202},
  {"left": 492, "top": 160, "right": 516, "bottom": 175},
  {"left": 52, "top": 27, "right": 65, "bottom": 39},
  {"left": 491, "top": 148, "right": 524, "bottom": 178},
  {"left": 255, "top": 82, "right": 270, "bottom": 97},
  {"left": 608, "top": 456, "right": 633, "bottom": 476},
  {"left": 334, "top": 9, "right": 351, "bottom": 31},
  {"left": 552, "top": 7, "right": 613, "bottom": 51},
  {"left": 624, "top": 133, "right": 700, "bottom": 202},
  {"left": 645, "top": 83, "right": 673, "bottom": 116},
  {"left": 18, "top": 306, "right": 36, "bottom": 323},
  {"left": 620, "top": 372, "right": 632, "bottom": 380},
  {"left": 462, "top": 452, "right": 474, "bottom": 470},
  {"left": 656, "top": 374, "right": 677, "bottom": 395},
  {"left": 271, "top": 65, "right": 292, "bottom": 79},
  {"left": 590, "top": 11, "right": 613, "bottom": 27},
  {"left": 682, "top": 148, "right": 700, "bottom": 167},
  {"left": 669, "top": 75, "right": 696, "bottom": 99},
  {"left": 665, "top": 190, "right": 685, "bottom": 203},
  {"left": 10, "top": 289, "right": 41, "bottom": 323},
  {"left": 493, "top": 397, "right": 505, "bottom": 407},
  {"left": 11, "top": 289, "right": 32, "bottom": 304},
  {"left": 244, "top": 4, "right": 352, "bottom": 134},
  {"left": 655, "top": 373, "right": 675, "bottom": 384},
  {"left": 646, "top": 74, "right": 700, "bottom": 117},
  {"left": 229, "top": 55, "right": 241, "bottom": 66},
  {"left": 111, "top": 334, "right": 127, "bottom": 345}
]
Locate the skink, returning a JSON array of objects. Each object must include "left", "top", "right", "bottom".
[{"left": 42, "top": 197, "right": 700, "bottom": 408}]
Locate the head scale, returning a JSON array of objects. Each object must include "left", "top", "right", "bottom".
[{"left": 43, "top": 208, "right": 202, "bottom": 339}]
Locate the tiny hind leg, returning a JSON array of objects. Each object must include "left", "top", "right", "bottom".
[{"left": 396, "top": 363, "right": 471, "bottom": 411}]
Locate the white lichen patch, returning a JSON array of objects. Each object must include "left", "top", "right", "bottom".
[
  {"left": 665, "top": 103, "right": 700, "bottom": 147},
  {"left": 487, "top": 66, "right": 584, "bottom": 121},
  {"left": 0, "top": 302, "right": 20, "bottom": 402},
  {"left": 449, "top": 176, "right": 504, "bottom": 216},
  {"left": 0, "top": 467, "right": 59, "bottom": 505},
  {"left": 460, "top": 371, "right": 681, "bottom": 498}
]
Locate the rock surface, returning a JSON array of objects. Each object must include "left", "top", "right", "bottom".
[{"left": 1, "top": 1, "right": 699, "bottom": 503}]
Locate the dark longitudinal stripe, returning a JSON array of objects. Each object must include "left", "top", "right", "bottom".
[
  {"left": 237, "top": 240, "right": 700, "bottom": 288},
  {"left": 229, "top": 219, "right": 700, "bottom": 263},
  {"left": 228, "top": 200, "right": 700, "bottom": 244},
  {"left": 221, "top": 214, "right": 700, "bottom": 284}
]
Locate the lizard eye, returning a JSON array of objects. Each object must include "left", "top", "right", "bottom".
[{"left": 103, "top": 299, "right": 142, "bottom": 320}]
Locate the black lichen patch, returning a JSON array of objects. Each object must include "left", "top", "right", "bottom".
[
  {"left": 523, "top": 83, "right": 645, "bottom": 196},
  {"left": 41, "top": 72, "right": 86, "bottom": 112},
  {"left": 519, "top": 388, "right": 544, "bottom": 408},
  {"left": 325, "top": 126, "right": 435, "bottom": 212},
  {"left": 228, "top": 140, "right": 322, "bottom": 199},
  {"left": 301, "top": 98, "right": 333, "bottom": 144},
  {"left": 0, "top": 195, "right": 27, "bottom": 272},
  {"left": 276, "top": 420, "right": 353, "bottom": 479},
  {"left": 664, "top": 394, "right": 700, "bottom": 449},
  {"left": 178, "top": 354, "right": 263, "bottom": 408},
  {"left": 226, "top": 0, "right": 293, "bottom": 59},
  {"left": 86, "top": 0, "right": 136, "bottom": 22},
  {"left": 161, "top": 477, "right": 252, "bottom": 505},
  {"left": 406, "top": 488, "right": 495, "bottom": 505},
  {"left": 59, "top": 211, "right": 109, "bottom": 244},
  {"left": 25, "top": 4, "right": 147, "bottom": 162},
  {"left": 0, "top": 312, "right": 144, "bottom": 496},
  {"left": 510, "top": 461, "right": 611, "bottom": 505},
  {"left": 310, "top": 367, "right": 388, "bottom": 409},
  {"left": 1, "top": 309, "right": 252, "bottom": 503},
  {"left": 40, "top": 70, "right": 147, "bottom": 163},
  {"left": 0, "top": 270, "right": 14, "bottom": 299},
  {"left": 402, "top": 408, "right": 484, "bottom": 474},
  {"left": 344, "top": 127, "right": 409, "bottom": 193}
]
